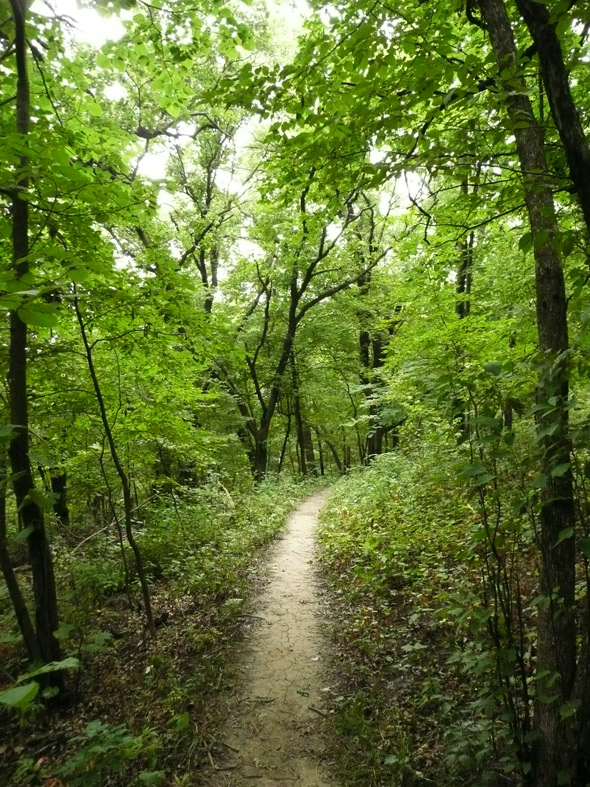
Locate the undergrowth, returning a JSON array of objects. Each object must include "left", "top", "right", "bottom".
[
  {"left": 319, "top": 441, "right": 521, "bottom": 787},
  {"left": 0, "top": 475, "right": 319, "bottom": 786}
]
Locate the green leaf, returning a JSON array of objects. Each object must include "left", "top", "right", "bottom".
[
  {"left": 0, "top": 424, "right": 18, "bottom": 442},
  {"left": 87, "top": 100, "right": 103, "bottom": 117},
  {"left": 484, "top": 362, "right": 502, "bottom": 376},
  {"left": 0, "top": 681, "right": 39, "bottom": 710},
  {"left": 555, "top": 527, "right": 574, "bottom": 546},
  {"left": 551, "top": 463, "right": 570, "bottom": 477},
  {"left": 559, "top": 699, "right": 581, "bottom": 720},
  {"left": 580, "top": 537, "right": 590, "bottom": 559},
  {"left": 519, "top": 232, "right": 532, "bottom": 253},
  {"left": 69, "top": 267, "right": 90, "bottom": 283},
  {"left": 17, "top": 302, "right": 58, "bottom": 328},
  {"left": 54, "top": 623, "right": 76, "bottom": 640},
  {"left": 19, "top": 657, "right": 80, "bottom": 682},
  {"left": 473, "top": 416, "right": 502, "bottom": 429},
  {"left": 14, "top": 525, "right": 34, "bottom": 543},
  {"left": 528, "top": 474, "right": 548, "bottom": 489}
]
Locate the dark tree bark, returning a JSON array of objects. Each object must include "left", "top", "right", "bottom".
[
  {"left": 476, "top": 0, "right": 578, "bottom": 782},
  {"left": 321, "top": 432, "right": 343, "bottom": 474},
  {"left": 514, "top": 0, "right": 590, "bottom": 233},
  {"left": 314, "top": 428, "right": 325, "bottom": 477},
  {"left": 7, "top": 0, "right": 62, "bottom": 671},
  {"left": 290, "top": 353, "right": 317, "bottom": 476},
  {"left": 277, "top": 404, "right": 292, "bottom": 475},
  {"left": 50, "top": 472, "right": 69, "bottom": 529},
  {"left": 0, "top": 451, "right": 40, "bottom": 662},
  {"left": 292, "top": 354, "right": 308, "bottom": 476}
]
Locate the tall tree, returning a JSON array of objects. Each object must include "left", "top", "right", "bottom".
[
  {"left": 474, "top": 0, "right": 577, "bottom": 781},
  {"left": 6, "top": 0, "right": 62, "bottom": 671}
]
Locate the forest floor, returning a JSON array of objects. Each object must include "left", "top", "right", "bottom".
[{"left": 200, "top": 490, "right": 337, "bottom": 787}]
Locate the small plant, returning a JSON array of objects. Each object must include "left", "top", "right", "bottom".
[
  {"left": 54, "top": 719, "right": 160, "bottom": 786},
  {"left": 0, "top": 657, "right": 79, "bottom": 713}
]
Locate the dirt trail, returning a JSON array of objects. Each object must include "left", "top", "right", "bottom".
[{"left": 203, "top": 491, "right": 336, "bottom": 786}]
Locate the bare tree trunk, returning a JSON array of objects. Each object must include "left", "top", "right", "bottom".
[
  {"left": 7, "top": 0, "right": 62, "bottom": 673},
  {"left": 476, "top": 1, "right": 577, "bottom": 782}
]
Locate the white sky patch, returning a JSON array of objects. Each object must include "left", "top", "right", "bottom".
[
  {"left": 369, "top": 147, "right": 388, "bottom": 164},
  {"left": 32, "top": 0, "right": 128, "bottom": 48},
  {"left": 176, "top": 121, "right": 197, "bottom": 137},
  {"left": 103, "top": 82, "right": 128, "bottom": 101},
  {"left": 137, "top": 151, "right": 169, "bottom": 181},
  {"left": 215, "top": 168, "right": 245, "bottom": 194},
  {"left": 326, "top": 222, "right": 341, "bottom": 241},
  {"left": 270, "top": 0, "right": 309, "bottom": 51},
  {"left": 236, "top": 238, "right": 265, "bottom": 260}
]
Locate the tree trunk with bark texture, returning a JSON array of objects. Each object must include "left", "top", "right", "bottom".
[
  {"left": 477, "top": 0, "right": 578, "bottom": 782},
  {"left": 7, "top": 0, "right": 62, "bottom": 672},
  {"left": 514, "top": 0, "right": 590, "bottom": 233},
  {"left": 0, "top": 452, "right": 40, "bottom": 662}
]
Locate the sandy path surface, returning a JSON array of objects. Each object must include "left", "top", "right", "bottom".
[{"left": 203, "top": 491, "right": 336, "bottom": 786}]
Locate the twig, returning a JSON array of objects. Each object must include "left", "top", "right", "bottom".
[
  {"left": 220, "top": 740, "right": 240, "bottom": 753},
  {"left": 308, "top": 705, "right": 329, "bottom": 718}
]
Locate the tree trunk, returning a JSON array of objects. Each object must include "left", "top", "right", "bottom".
[
  {"left": 253, "top": 438, "right": 268, "bottom": 483},
  {"left": 51, "top": 472, "right": 69, "bottom": 529},
  {"left": 477, "top": 0, "right": 577, "bottom": 782},
  {"left": 302, "top": 422, "right": 317, "bottom": 477},
  {"left": 514, "top": 0, "right": 590, "bottom": 233},
  {"left": 277, "top": 408, "right": 292, "bottom": 475},
  {"left": 322, "top": 434, "right": 343, "bottom": 474},
  {"left": 315, "top": 428, "right": 325, "bottom": 476},
  {"left": 291, "top": 354, "right": 317, "bottom": 476},
  {"left": 0, "top": 451, "right": 40, "bottom": 663},
  {"left": 7, "top": 0, "right": 62, "bottom": 672},
  {"left": 293, "top": 365, "right": 307, "bottom": 476}
]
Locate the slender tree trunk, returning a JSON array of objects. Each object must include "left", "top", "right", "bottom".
[
  {"left": 291, "top": 354, "right": 315, "bottom": 476},
  {"left": 323, "top": 434, "right": 343, "bottom": 474},
  {"left": 74, "top": 297, "right": 155, "bottom": 636},
  {"left": 278, "top": 408, "right": 292, "bottom": 475},
  {"left": 476, "top": 1, "right": 577, "bottom": 783},
  {"left": 0, "top": 451, "right": 40, "bottom": 662},
  {"left": 317, "top": 431, "right": 325, "bottom": 476},
  {"left": 293, "top": 375, "right": 307, "bottom": 476},
  {"left": 253, "top": 436, "right": 269, "bottom": 484},
  {"left": 302, "top": 422, "right": 317, "bottom": 477},
  {"left": 51, "top": 472, "right": 69, "bottom": 529},
  {"left": 514, "top": 0, "right": 590, "bottom": 233},
  {"left": 7, "top": 0, "right": 62, "bottom": 672}
]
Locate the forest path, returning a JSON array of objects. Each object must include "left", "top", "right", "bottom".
[{"left": 202, "top": 490, "right": 336, "bottom": 786}]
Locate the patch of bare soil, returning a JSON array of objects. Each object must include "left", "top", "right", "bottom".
[{"left": 202, "top": 491, "right": 336, "bottom": 787}]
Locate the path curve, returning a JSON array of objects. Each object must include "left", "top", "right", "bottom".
[{"left": 204, "top": 490, "right": 335, "bottom": 786}]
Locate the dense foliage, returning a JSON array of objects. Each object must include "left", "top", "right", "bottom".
[{"left": 1, "top": 0, "right": 590, "bottom": 783}]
